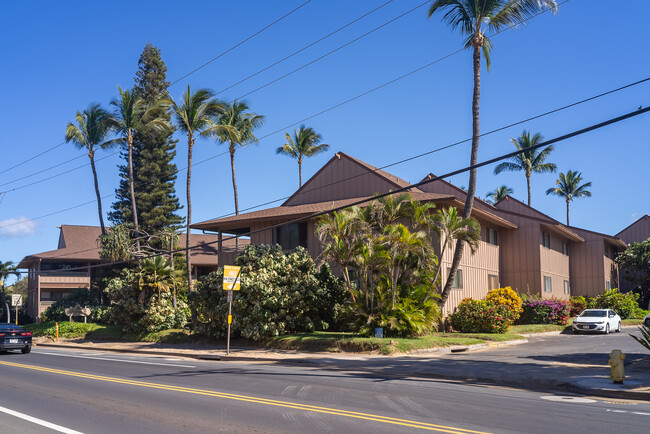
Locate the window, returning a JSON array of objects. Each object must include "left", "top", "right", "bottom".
[
  {"left": 544, "top": 276, "right": 552, "bottom": 292},
  {"left": 541, "top": 232, "right": 551, "bottom": 248},
  {"left": 487, "top": 228, "right": 498, "bottom": 246},
  {"left": 606, "top": 280, "right": 611, "bottom": 290},
  {"left": 563, "top": 280, "right": 570, "bottom": 295},
  {"left": 448, "top": 268, "right": 463, "bottom": 289},
  {"left": 273, "top": 223, "right": 308, "bottom": 250},
  {"left": 488, "top": 274, "right": 499, "bottom": 291},
  {"left": 562, "top": 242, "right": 569, "bottom": 256}
]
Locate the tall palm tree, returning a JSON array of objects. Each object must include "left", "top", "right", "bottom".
[
  {"left": 171, "top": 86, "right": 231, "bottom": 290},
  {"left": 110, "top": 86, "right": 170, "bottom": 251},
  {"left": 214, "top": 100, "right": 265, "bottom": 215},
  {"left": 65, "top": 104, "right": 116, "bottom": 235},
  {"left": 275, "top": 125, "right": 330, "bottom": 187},
  {"left": 546, "top": 170, "right": 592, "bottom": 226},
  {"left": 0, "top": 261, "right": 20, "bottom": 323},
  {"left": 428, "top": 0, "right": 558, "bottom": 310},
  {"left": 486, "top": 185, "right": 514, "bottom": 204},
  {"left": 494, "top": 130, "right": 557, "bottom": 206}
]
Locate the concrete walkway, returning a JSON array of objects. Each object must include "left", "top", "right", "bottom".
[{"left": 34, "top": 331, "right": 650, "bottom": 402}]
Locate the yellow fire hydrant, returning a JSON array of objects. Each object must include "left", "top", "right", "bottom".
[{"left": 608, "top": 349, "right": 625, "bottom": 384}]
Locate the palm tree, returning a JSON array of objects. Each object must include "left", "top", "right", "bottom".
[
  {"left": 139, "top": 256, "right": 182, "bottom": 303},
  {"left": 0, "top": 261, "right": 20, "bottom": 323},
  {"left": 110, "top": 86, "right": 170, "bottom": 251},
  {"left": 65, "top": 104, "right": 116, "bottom": 235},
  {"left": 171, "top": 86, "right": 231, "bottom": 290},
  {"left": 428, "top": 0, "right": 558, "bottom": 310},
  {"left": 424, "top": 207, "right": 480, "bottom": 302},
  {"left": 546, "top": 170, "right": 592, "bottom": 226},
  {"left": 214, "top": 100, "right": 265, "bottom": 215},
  {"left": 486, "top": 185, "right": 514, "bottom": 204},
  {"left": 494, "top": 130, "right": 557, "bottom": 206},
  {"left": 275, "top": 125, "right": 330, "bottom": 187}
]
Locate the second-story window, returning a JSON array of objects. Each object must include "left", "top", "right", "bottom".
[
  {"left": 487, "top": 228, "right": 498, "bottom": 246},
  {"left": 562, "top": 241, "right": 569, "bottom": 256},
  {"left": 541, "top": 232, "right": 551, "bottom": 249},
  {"left": 273, "top": 222, "right": 308, "bottom": 251}
]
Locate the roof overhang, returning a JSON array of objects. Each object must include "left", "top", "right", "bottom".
[{"left": 540, "top": 223, "right": 585, "bottom": 243}]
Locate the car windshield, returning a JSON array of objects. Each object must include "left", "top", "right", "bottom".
[{"left": 580, "top": 311, "right": 607, "bottom": 317}]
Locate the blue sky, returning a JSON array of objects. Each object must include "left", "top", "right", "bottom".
[{"left": 1, "top": 0, "right": 649, "bottom": 283}]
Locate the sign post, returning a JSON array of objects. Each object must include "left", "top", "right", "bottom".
[
  {"left": 223, "top": 265, "right": 241, "bottom": 355},
  {"left": 11, "top": 294, "right": 22, "bottom": 325}
]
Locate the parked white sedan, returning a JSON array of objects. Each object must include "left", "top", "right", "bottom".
[{"left": 572, "top": 309, "right": 621, "bottom": 334}]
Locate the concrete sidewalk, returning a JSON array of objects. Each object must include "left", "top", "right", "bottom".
[{"left": 34, "top": 334, "right": 650, "bottom": 401}]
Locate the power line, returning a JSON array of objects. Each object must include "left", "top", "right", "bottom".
[
  {"left": 214, "top": 0, "right": 395, "bottom": 96},
  {"left": 0, "top": 0, "right": 571, "bottom": 220},
  {"left": 26, "top": 105, "right": 650, "bottom": 274},
  {"left": 169, "top": 0, "right": 314, "bottom": 86}
]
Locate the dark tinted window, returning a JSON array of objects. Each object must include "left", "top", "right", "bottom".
[{"left": 273, "top": 223, "right": 307, "bottom": 251}]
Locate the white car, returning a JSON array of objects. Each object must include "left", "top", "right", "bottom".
[
  {"left": 572, "top": 309, "right": 621, "bottom": 334},
  {"left": 644, "top": 313, "right": 650, "bottom": 328}
]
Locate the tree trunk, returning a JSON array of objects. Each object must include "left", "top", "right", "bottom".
[
  {"left": 127, "top": 130, "right": 141, "bottom": 254},
  {"left": 186, "top": 138, "right": 194, "bottom": 292},
  {"left": 343, "top": 267, "right": 356, "bottom": 303},
  {"left": 298, "top": 157, "right": 303, "bottom": 188},
  {"left": 390, "top": 267, "right": 398, "bottom": 312},
  {"left": 439, "top": 38, "right": 481, "bottom": 310},
  {"left": 88, "top": 151, "right": 106, "bottom": 236},
  {"left": 566, "top": 198, "right": 570, "bottom": 226},
  {"left": 230, "top": 146, "right": 239, "bottom": 215},
  {"left": 527, "top": 173, "right": 532, "bottom": 206},
  {"left": 170, "top": 233, "right": 176, "bottom": 309}
]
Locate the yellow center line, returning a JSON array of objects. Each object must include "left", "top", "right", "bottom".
[{"left": 0, "top": 360, "right": 490, "bottom": 433}]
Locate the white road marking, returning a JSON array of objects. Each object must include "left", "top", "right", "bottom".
[
  {"left": 607, "top": 409, "right": 650, "bottom": 416},
  {"left": 0, "top": 405, "right": 84, "bottom": 434},
  {"left": 540, "top": 395, "right": 597, "bottom": 403},
  {"left": 36, "top": 351, "right": 196, "bottom": 368}
]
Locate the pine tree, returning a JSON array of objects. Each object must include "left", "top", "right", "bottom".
[{"left": 109, "top": 43, "right": 184, "bottom": 235}]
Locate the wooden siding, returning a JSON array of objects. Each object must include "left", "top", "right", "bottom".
[
  {"left": 284, "top": 156, "right": 404, "bottom": 206},
  {"left": 539, "top": 245, "right": 570, "bottom": 300},
  {"left": 39, "top": 275, "right": 90, "bottom": 286},
  {"left": 617, "top": 215, "right": 650, "bottom": 244},
  {"left": 417, "top": 180, "right": 494, "bottom": 213},
  {"left": 569, "top": 227, "right": 621, "bottom": 297}
]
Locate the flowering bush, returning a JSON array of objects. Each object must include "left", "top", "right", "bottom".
[
  {"left": 191, "top": 245, "right": 347, "bottom": 340},
  {"left": 568, "top": 296, "right": 590, "bottom": 317},
  {"left": 485, "top": 287, "right": 523, "bottom": 321},
  {"left": 449, "top": 298, "right": 513, "bottom": 333},
  {"left": 518, "top": 295, "right": 570, "bottom": 325}
]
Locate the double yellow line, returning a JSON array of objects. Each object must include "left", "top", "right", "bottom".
[{"left": 0, "top": 360, "right": 489, "bottom": 433}]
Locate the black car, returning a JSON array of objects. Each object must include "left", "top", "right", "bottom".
[{"left": 0, "top": 323, "right": 32, "bottom": 354}]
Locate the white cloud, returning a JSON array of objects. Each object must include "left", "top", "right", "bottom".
[{"left": 0, "top": 217, "right": 38, "bottom": 238}]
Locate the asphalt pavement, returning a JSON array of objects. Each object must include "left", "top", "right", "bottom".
[{"left": 1, "top": 346, "right": 650, "bottom": 433}]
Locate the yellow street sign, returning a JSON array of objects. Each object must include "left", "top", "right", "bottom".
[
  {"left": 227, "top": 315, "right": 232, "bottom": 324},
  {"left": 223, "top": 265, "right": 241, "bottom": 291}
]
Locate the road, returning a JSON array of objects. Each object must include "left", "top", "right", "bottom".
[{"left": 0, "top": 333, "right": 649, "bottom": 433}]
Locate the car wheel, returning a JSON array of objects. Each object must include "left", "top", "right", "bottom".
[
  {"left": 645, "top": 318, "right": 650, "bottom": 328},
  {"left": 605, "top": 323, "right": 610, "bottom": 334},
  {"left": 616, "top": 322, "right": 621, "bottom": 333},
  {"left": 21, "top": 346, "right": 31, "bottom": 354}
]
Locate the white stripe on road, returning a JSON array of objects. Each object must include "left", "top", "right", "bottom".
[
  {"left": 37, "top": 351, "right": 196, "bottom": 368},
  {"left": 0, "top": 405, "right": 84, "bottom": 434}
]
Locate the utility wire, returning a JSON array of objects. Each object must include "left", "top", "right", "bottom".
[
  {"left": 169, "top": 0, "right": 313, "bottom": 86},
  {"left": 2, "top": 74, "right": 646, "bottom": 229},
  {"left": 27, "top": 106, "right": 650, "bottom": 274},
  {"left": 215, "top": 0, "right": 395, "bottom": 96}
]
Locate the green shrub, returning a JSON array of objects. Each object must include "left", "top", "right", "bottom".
[
  {"left": 191, "top": 245, "right": 347, "bottom": 341},
  {"left": 519, "top": 295, "right": 570, "bottom": 325},
  {"left": 485, "top": 287, "right": 523, "bottom": 321},
  {"left": 355, "top": 296, "right": 441, "bottom": 338},
  {"left": 449, "top": 298, "right": 514, "bottom": 333},
  {"left": 103, "top": 270, "right": 189, "bottom": 334},
  {"left": 42, "top": 288, "right": 107, "bottom": 323},
  {"left": 592, "top": 288, "right": 642, "bottom": 319}
]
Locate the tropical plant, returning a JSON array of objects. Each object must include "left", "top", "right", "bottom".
[
  {"left": 171, "top": 86, "right": 231, "bottom": 290},
  {"left": 276, "top": 125, "right": 329, "bottom": 187},
  {"left": 65, "top": 104, "right": 116, "bottom": 235},
  {"left": 214, "top": 100, "right": 265, "bottom": 215},
  {"left": 0, "top": 261, "right": 20, "bottom": 322},
  {"left": 616, "top": 239, "right": 650, "bottom": 306},
  {"left": 428, "top": 0, "right": 558, "bottom": 311},
  {"left": 630, "top": 326, "right": 650, "bottom": 352},
  {"left": 98, "top": 224, "right": 134, "bottom": 263},
  {"left": 449, "top": 298, "right": 513, "bottom": 333},
  {"left": 592, "top": 288, "right": 641, "bottom": 320},
  {"left": 486, "top": 185, "right": 513, "bottom": 204},
  {"left": 545, "top": 170, "right": 592, "bottom": 225},
  {"left": 493, "top": 130, "right": 557, "bottom": 206},
  {"left": 110, "top": 86, "right": 170, "bottom": 250}
]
